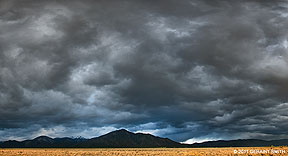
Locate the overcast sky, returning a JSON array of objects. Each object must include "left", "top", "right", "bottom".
[{"left": 0, "top": 0, "right": 288, "bottom": 143}]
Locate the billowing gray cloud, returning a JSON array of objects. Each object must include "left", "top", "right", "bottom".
[{"left": 0, "top": 0, "right": 288, "bottom": 143}]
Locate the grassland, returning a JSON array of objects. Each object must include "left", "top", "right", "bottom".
[{"left": 0, "top": 147, "right": 287, "bottom": 156}]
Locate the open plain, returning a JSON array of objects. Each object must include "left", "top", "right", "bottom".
[{"left": 0, "top": 147, "right": 287, "bottom": 156}]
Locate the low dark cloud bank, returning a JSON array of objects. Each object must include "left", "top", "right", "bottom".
[{"left": 0, "top": 0, "right": 288, "bottom": 143}]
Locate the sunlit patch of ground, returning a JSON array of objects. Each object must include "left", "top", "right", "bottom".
[{"left": 0, "top": 147, "right": 287, "bottom": 156}]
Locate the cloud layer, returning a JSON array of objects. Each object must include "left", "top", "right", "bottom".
[{"left": 0, "top": 0, "right": 288, "bottom": 142}]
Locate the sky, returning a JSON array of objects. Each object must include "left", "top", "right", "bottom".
[{"left": 0, "top": 0, "right": 288, "bottom": 144}]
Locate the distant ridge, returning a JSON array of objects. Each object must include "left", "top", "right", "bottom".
[
  {"left": 1, "top": 129, "right": 288, "bottom": 148},
  {"left": 189, "top": 139, "right": 288, "bottom": 147},
  {"left": 0, "top": 129, "right": 182, "bottom": 148}
]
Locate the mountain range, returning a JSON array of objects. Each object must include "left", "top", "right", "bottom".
[{"left": 1, "top": 129, "right": 288, "bottom": 148}]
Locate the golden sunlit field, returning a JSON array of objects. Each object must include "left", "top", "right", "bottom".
[{"left": 0, "top": 147, "right": 287, "bottom": 156}]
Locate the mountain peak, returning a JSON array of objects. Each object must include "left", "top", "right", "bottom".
[
  {"left": 33, "top": 136, "right": 53, "bottom": 142},
  {"left": 112, "top": 129, "right": 132, "bottom": 133},
  {"left": 99, "top": 129, "right": 134, "bottom": 136},
  {"left": 119, "top": 128, "right": 129, "bottom": 132},
  {"left": 88, "top": 129, "right": 181, "bottom": 148}
]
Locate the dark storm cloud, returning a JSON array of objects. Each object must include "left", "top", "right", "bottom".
[{"left": 0, "top": 0, "right": 288, "bottom": 142}]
